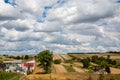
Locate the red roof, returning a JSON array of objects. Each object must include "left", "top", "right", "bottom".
[{"left": 23, "top": 63, "right": 34, "bottom": 67}]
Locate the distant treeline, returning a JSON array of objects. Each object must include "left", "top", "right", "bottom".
[
  {"left": 68, "top": 52, "right": 101, "bottom": 54},
  {"left": 68, "top": 51, "right": 120, "bottom": 54},
  {"left": 107, "top": 51, "right": 120, "bottom": 54}
]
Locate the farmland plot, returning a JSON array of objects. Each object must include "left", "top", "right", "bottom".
[
  {"left": 103, "top": 55, "right": 120, "bottom": 59},
  {"left": 53, "top": 54, "right": 64, "bottom": 61},
  {"left": 110, "top": 67, "right": 120, "bottom": 74},
  {"left": 73, "top": 62, "right": 83, "bottom": 67},
  {"left": 53, "top": 55, "right": 58, "bottom": 60},
  {"left": 70, "top": 54, "right": 87, "bottom": 59},
  {"left": 60, "top": 54, "right": 71, "bottom": 60},
  {"left": 73, "top": 67, "right": 85, "bottom": 73},
  {"left": 52, "top": 64, "right": 67, "bottom": 73}
]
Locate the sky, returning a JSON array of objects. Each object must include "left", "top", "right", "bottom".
[{"left": 0, "top": 0, "right": 120, "bottom": 55}]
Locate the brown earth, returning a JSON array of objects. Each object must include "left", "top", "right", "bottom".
[
  {"left": 110, "top": 67, "right": 120, "bottom": 74},
  {"left": 52, "top": 64, "right": 67, "bottom": 73}
]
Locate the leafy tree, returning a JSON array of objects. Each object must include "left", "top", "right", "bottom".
[
  {"left": 100, "top": 61, "right": 107, "bottom": 69},
  {"left": 24, "top": 55, "right": 29, "bottom": 59},
  {"left": 81, "top": 58, "right": 90, "bottom": 68},
  {"left": 111, "top": 60, "right": 116, "bottom": 65},
  {"left": 107, "top": 55, "right": 110, "bottom": 59},
  {"left": 38, "top": 50, "right": 53, "bottom": 73},
  {"left": 16, "top": 56, "right": 21, "bottom": 59},
  {"left": 105, "top": 66, "right": 111, "bottom": 74},
  {"left": 54, "top": 59, "right": 61, "bottom": 64},
  {"left": 91, "top": 55, "right": 98, "bottom": 63}
]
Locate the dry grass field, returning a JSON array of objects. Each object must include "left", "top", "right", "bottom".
[
  {"left": 110, "top": 67, "right": 120, "bottom": 74},
  {"left": 70, "top": 53, "right": 120, "bottom": 60},
  {"left": 52, "top": 64, "right": 67, "bottom": 73},
  {"left": 53, "top": 54, "right": 64, "bottom": 61},
  {"left": 24, "top": 53, "right": 120, "bottom": 80}
]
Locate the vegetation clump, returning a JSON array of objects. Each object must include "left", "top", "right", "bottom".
[
  {"left": 63, "top": 65, "right": 75, "bottom": 72},
  {"left": 38, "top": 50, "right": 53, "bottom": 73},
  {"left": 54, "top": 59, "right": 62, "bottom": 64}
]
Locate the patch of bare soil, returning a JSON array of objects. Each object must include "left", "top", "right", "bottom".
[{"left": 110, "top": 67, "right": 120, "bottom": 74}]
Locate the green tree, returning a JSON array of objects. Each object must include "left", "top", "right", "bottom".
[
  {"left": 100, "top": 61, "right": 107, "bottom": 69},
  {"left": 54, "top": 59, "right": 61, "bottom": 64},
  {"left": 38, "top": 50, "right": 53, "bottom": 73},
  {"left": 91, "top": 55, "right": 98, "bottom": 63},
  {"left": 107, "top": 55, "right": 110, "bottom": 59},
  {"left": 24, "top": 55, "right": 29, "bottom": 59},
  {"left": 81, "top": 58, "right": 90, "bottom": 68},
  {"left": 16, "top": 56, "right": 21, "bottom": 59},
  {"left": 105, "top": 66, "right": 111, "bottom": 74}
]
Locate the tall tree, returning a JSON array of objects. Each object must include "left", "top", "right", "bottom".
[
  {"left": 105, "top": 66, "right": 111, "bottom": 74},
  {"left": 81, "top": 58, "right": 90, "bottom": 68},
  {"left": 24, "top": 55, "right": 29, "bottom": 59},
  {"left": 38, "top": 50, "right": 53, "bottom": 73}
]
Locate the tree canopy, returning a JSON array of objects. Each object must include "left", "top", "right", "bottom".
[{"left": 38, "top": 50, "right": 53, "bottom": 73}]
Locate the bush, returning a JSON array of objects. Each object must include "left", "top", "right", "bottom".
[
  {"left": 54, "top": 59, "right": 61, "bottom": 64},
  {"left": 105, "top": 66, "right": 111, "bottom": 74},
  {"left": 24, "top": 55, "right": 29, "bottom": 59},
  {"left": 64, "top": 60, "right": 73, "bottom": 64},
  {"left": 81, "top": 58, "right": 90, "bottom": 68}
]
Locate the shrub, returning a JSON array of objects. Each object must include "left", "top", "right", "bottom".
[
  {"left": 105, "top": 66, "right": 111, "bottom": 74},
  {"left": 54, "top": 59, "right": 62, "bottom": 64}
]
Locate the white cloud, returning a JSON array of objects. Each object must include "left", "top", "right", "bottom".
[{"left": 0, "top": 0, "right": 120, "bottom": 54}]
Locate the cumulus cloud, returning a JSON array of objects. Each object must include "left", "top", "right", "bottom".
[{"left": 0, "top": 0, "right": 120, "bottom": 54}]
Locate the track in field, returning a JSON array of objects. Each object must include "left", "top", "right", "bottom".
[
  {"left": 73, "top": 67, "right": 85, "bottom": 73},
  {"left": 52, "top": 64, "right": 67, "bottom": 73}
]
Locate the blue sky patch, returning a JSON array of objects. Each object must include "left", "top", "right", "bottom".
[
  {"left": 37, "top": 0, "right": 66, "bottom": 23},
  {"left": 4, "top": 0, "right": 17, "bottom": 7},
  {"left": 4, "top": 0, "right": 9, "bottom": 3},
  {"left": 117, "top": 0, "right": 120, "bottom": 3}
]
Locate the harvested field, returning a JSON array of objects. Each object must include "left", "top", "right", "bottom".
[
  {"left": 70, "top": 54, "right": 86, "bottom": 59},
  {"left": 73, "top": 67, "right": 85, "bottom": 73},
  {"left": 52, "top": 64, "right": 67, "bottom": 73},
  {"left": 70, "top": 53, "right": 120, "bottom": 59},
  {"left": 53, "top": 54, "right": 64, "bottom": 61},
  {"left": 73, "top": 62, "right": 83, "bottom": 67},
  {"left": 25, "top": 73, "right": 120, "bottom": 80},
  {"left": 103, "top": 55, "right": 120, "bottom": 59},
  {"left": 60, "top": 54, "right": 71, "bottom": 60},
  {"left": 110, "top": 67, "right": 120, "bottom": 74},
  {"left": 53, "top": 55, "right": 58, "bottom": 60}
]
